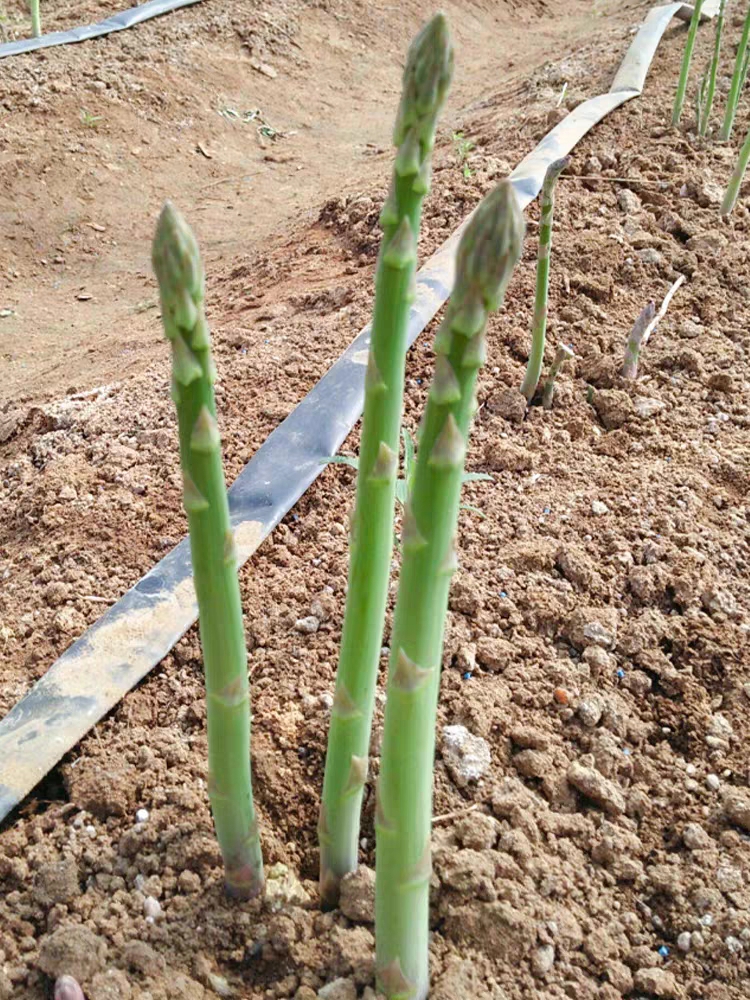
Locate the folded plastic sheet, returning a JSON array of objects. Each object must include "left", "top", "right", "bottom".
[
  {"left": 0, "top": 1, "right": 717, "bottom": 820},
  {"left": 0, "top": 0, "right": 202, "bottom": 58}
]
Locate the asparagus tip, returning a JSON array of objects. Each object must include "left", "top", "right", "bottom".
[
  {"left": 152, "top": 201, "right": 204, "bottom": 309},
  {"left": 394, "top": 13, "right": 454, "bottom": 144}
]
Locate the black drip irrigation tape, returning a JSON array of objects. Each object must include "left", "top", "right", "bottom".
[
  {"left": 0, "top": 0, "right": 719, "bottom": 822},
  {"left": 0, "top": 0, "right": 202, "bottom": 59}
]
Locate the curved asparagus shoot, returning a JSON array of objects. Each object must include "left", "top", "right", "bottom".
[
  {"left": 28, "top": 0, "right": 41, "bottom": 37},
  {"left": 622, "top": 300, "right": 656, "bottom": 379},
  {"left": 520, "top": 156, "right": 569, "bottom": 403},
  {"left": 721, "top": 122, "right": 750, "bottom": 213},
  {"left": 152, "top": 203, "right": 263, "bottom": 900},
  {"left": 318, "top": 14, "right": 454, "bottom": 908},
  {"left": 672, "top": 0, "right": 705, "bottom": 126},
  {"left": 720, "top": 5, "right": 750, "bottom": 140},
  {"left": 698, "top": 0, "right": 726, "bottom": 137},
  {"left": 542, "top": 343, "right": 575, "bottom": 409},
  {"left": 375, "top": 181, "right": 525, "bottom": 1000}
]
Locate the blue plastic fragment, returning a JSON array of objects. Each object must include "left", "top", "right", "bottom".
[
  {"left": 616, "top": 668, "right": 626, "bottom": 680},
  {"left": 658, "top": 946, "right": 670, "bottom": 958}
]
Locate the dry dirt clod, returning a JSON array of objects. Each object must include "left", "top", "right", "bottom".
[
  {"left": 317, "top": 979, "right": 356, "bottom": 1000},
  {"left": 339, "top": 866, "right": 375, "bottom": 923},
  {"left": 567, "top": 761, "right": 626, "bottom": 815},
  {"left": 38, "top": 926, "right": 108, "bottom": 983},
  {"left": 632, "top": 967, "right": 680, "bottom": 998},
  {"left": 441, "top": 726, "right": 492, "bottom": 787},
  {"left": 723, "top": 788, "right": 750, "bottom": 832}
]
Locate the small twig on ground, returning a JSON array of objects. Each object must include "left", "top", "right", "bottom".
[{"left": 432, "top": 803, "right": 480, "bottom": 825}]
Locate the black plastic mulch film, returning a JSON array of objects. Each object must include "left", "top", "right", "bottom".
[{"left": 0, "top": 1, "right": 719, "bottom": 820}]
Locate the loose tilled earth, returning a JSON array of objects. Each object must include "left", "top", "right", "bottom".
[{"left": 2, "top": 0, "right": 750, "bottom": 998}]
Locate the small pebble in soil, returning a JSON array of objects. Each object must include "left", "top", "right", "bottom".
[
  {"left": 85, "top": 825, "right": 97, "bottom": 838},
  {"left": 677, "top": 932, "right": 692, "bottom": 952},
  {"left": 135, "top": 808, "right": 149, "bottom": 824},
  {"left": 553, "top": 688, "right": 570, "bottom": 705},
  {"left": 143, "top": 896, "right": 162, "bottom": 921},
  {"left": 295, "top": 615, "right": 320, "bottom": 634},
  {"left": 591, "top": 500, "right": 609, "bottom": 515},
  {"left": 441, "top": 725, "right": 491, "bottom": 788},
  {"left": 726, "top": 936, "right": 743, "bottom": 954},
  {"left": 706, "top": 773, "right": 721, "bottom": 791},
  {"left": 55, "top": 977, "right": 85, "bottom": 1000}
]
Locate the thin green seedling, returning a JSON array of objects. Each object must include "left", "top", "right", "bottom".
[
  {"left": 318, "top": 14, "right": 454, "bottom": 909},
  {"left": 673, "top": 0, "right": 705, "bottom": 126},
  {"left": 375, "top": 181, "right": 524, "bottom": 1000},
  {"left": 80, "top": 110, "right": 103, "bottom": 128},
  {"left": 721, "top": 4, "right": 750, "bottom": 140},
  {"left": 452, "top": 131, "right": 474, "bottom": 179},
  {"left": 721, "top": 121, "right": 750, "bottom": 213},
  {"left": 520, "top": 155, "right": 569, "bottom": 402},
  {"left": 152, "top": 203, "right": 264, "bottom": 899},
  {"left": 698, "top": 0, "right": 727, "bottom": 137},
  {"left": 28, "top": 0, "right": 40, "bottom": 37}
]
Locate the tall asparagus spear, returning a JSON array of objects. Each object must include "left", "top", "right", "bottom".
[
  {"left": 28, "top": 0, "right": 41, "bottom": 37},
  {"left": 318, "top": 14, "right": 454, "bottom": 908},
  {"left": 698, "top": 0, "right": 727, "bottom": 137},
  {"left": 375, "top": 181, "right": 525, "bottom": 1000},
  {"left": 721, "top": 120, "right": 750, "bottom": 212},
  {"left": 520, "top": 156, "right": 568, "bottom": 403},
  {"left": 672, "top": 0, "right": 705, "bottom": 126},
  {"left": 720, "top": 4, "right": 750, "bottom": 140},
  {"left": 152, "top": 203, "right": 263, "bottom": 899}
]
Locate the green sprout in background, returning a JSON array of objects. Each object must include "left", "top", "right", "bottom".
[
  {"left": 520, "top": 155, "right": 569, "bottom": 403},
  {"left": 375, "top": 180, "right": 525, "bottom": 1000},
  {"left": 318, "top": 13, "right": 454, "bottom": 909},
  {"left": 80, "top": 110, "right": 103, "bottom": 128},
  {"left": 542, "top": 342, "right": 575, "bottom": 409},
  {"left": 672, "top": 0, "right": 705, "bottom": 126},
  {"left": 452, "top": 131, "right": 474, "bottom": 178},
  {"left": 152, "top": 203, "right": 264, "bottom": 899},
  {"left": 721, "top": 120, "right": 750, "bottom": 212},
  {"left": 698, "top": 0, "right": 727, "bottom": 136},
  {"left": 28, "top": 0, "right": 40, "bottom": 37},
  {"left": 720, "top": 3, "right": 750, "bottom": 139}
]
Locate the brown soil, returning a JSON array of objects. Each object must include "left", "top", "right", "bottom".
[{"left": 2, "top": 1, "right": 750, "bottom": 999}]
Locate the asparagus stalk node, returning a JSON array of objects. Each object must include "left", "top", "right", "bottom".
[
  {"left": 672, "top": 0, "right": 705, "bottom": 126},
  {"left": 698, "top": 0, "right": 726, "bottom": 137},
  {"left": 318, "top": 14, "right": 454, "bottom": 908},
  {"left": 520, "top": 156, "right": 569, "bottom": 403},
  {"left": 542, "top": 343, "right": 575, "bottom": 409},
  {"left": 720, "top": 4, "right": 750, "bottom": 140},
  {"left": 721, "top": 122, "right": 750, "bottom": 214},
  {"left": 375, "top": 181, "right": 525, "bottom": 1000},
  {"left": 152, "top": 202, "right": 264, "bottom": 899}
]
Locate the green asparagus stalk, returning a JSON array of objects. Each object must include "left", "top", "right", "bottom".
[
  {"left": 318, "top": 14, "right": 454, "bottom": 908},
  {"left": 520, "top": 156, "right": 569, "bottom": 403},
  {"left": 721, "top": 120, "right": 750, "bottom": 212},
  {"left": 28, "top": 0, "right": 41, "bottom": 37},
  {"left": 720, "top": 4, "right": 750, "bottom": 140},
  {"left": 698, "top": 0, "right": 727, "bottom": 137},
  {"left": 673, "top": 0, "right": 705, "bottom": 126},
  {"left": 375, "top": 181, "right": 524, "bottom": 1000},
  {"left": 542, "top": 343, "right": 574, "bottom": 410},
  {"left": 152, "top": 203, "right": 263, "bottom": 899}
]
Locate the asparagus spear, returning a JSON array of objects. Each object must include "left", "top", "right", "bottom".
[
  {"left": 520, "top": 156, "right": 569, "bottom": 403},
  {"left": 698, "top": 0, "right": 727, "bottom": 137},
  {"left": 721, "top": 121, "right": 750, "bottom": 213},
  {"left": 720, "top": 4, "right": 750, "bottom": 140},
  {"left": 375, "top": 181, "right": 525, "bottom": 1000},
  {"left": 542, "top": 342, "right": 575, "bottom": 409},
  {"left": 318, "top": 14, "right": 454, "bottom": 908},
  {"left": 621, "top": 301, "right": 656, "bottom": 379},
  {"left": 29, "top": 0, "right": 41, "bottom": 37},
  {"left": 672, "top": 0, "right": 705, "bottom": 126},
  {"left": 152, "top": 203, "right": 263, "bottom": 899}
]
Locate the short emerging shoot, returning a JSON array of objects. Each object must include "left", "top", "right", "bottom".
[
  {"left": 622, "top": 275, "right": 686, "bottom": 378},
  {"left": 520, "top": 156, "right": 569, "bottom": 403},
  {"left": 720, "top": 4, "right": 750, "bottom": 140},
  {"left": 152, "top": 203, "right": 264, "bottom": 900},
  {"left": 319, "top": 13, "right": 454, "bottom": 908},
  {"left": 542, "top": 343, "right": 575, "bottom": 409},
  {"left": 375, "top": 181, "right": 525, "bottom": 1000},
  {"left": 673, "top": 0, "right": 705, "bottom": 126},
  {"left": 28, "top": 0, "right": 41, "bottom": 37}
]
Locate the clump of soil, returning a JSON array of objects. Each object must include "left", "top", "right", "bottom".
[{"left": 2, "top": 2, "right": 750, "bottom": 1000}]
